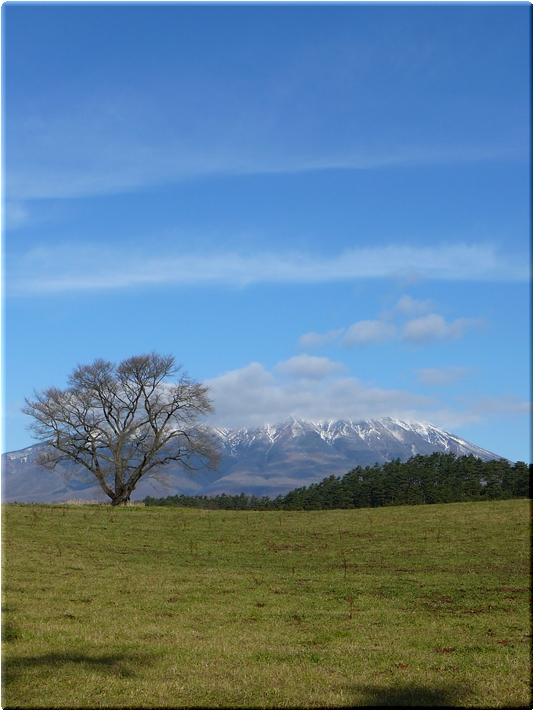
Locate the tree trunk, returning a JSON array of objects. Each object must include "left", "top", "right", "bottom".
[{"left": 111, "top": 489, "right": 132, "bottom": 506}]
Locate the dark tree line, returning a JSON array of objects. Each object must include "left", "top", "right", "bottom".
[{"left": 144, "top": 452, "right": 532, "bottom": 510}]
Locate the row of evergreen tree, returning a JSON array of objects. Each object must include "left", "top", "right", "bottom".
[{"left": 143, "top": 452, "right": 532, "bottom": 511}]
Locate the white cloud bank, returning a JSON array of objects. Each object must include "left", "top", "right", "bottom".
[
  {"left": 204, "top": 359, "right": 530, "bottom": 432},
  {"left": 8, "top": 242, "right": 528, "bottom": 295},
  {"left": 205, "top": 361, "right": 436, "bottom": 429}
]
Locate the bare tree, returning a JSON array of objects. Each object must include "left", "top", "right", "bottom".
[{"left": 23, "top": 353, "right": 220, "bottom": 505}]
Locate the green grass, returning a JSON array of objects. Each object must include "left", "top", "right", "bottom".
[{"left": 2, "top": 499, "right": 532, "bottom": 709}]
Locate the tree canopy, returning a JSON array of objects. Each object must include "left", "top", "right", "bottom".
[{"left": 23, "top": 352, "right": 220, "bottom": 505}]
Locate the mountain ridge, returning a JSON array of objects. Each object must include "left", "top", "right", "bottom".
[{"left": 2, "top": 417, "right": 505, "bottom": 503}]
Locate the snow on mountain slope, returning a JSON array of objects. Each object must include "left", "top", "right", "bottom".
[
  {"left": 213, "top": 417, "right": 499, "bottom": 460},
  {"left": 2, "top": 417, "right": 504, "bottom": 502}
]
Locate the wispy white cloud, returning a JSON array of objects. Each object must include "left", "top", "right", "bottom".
[
  {"left": 299, "top": 299, "right": 487, "bottom": 352},
  {"left": 5, "top": 18, "right": 528, "bottom": 204},
  {"left": 275, "top": 355, "right": 348, "bottom": 380},
  {"left": 416, "top": 366, "right": 476, "bottom": 387},
  {"left": 468, "top": 394, "right": 532, "bottom": 417},
  {"left": 4, "top": 202, "right": 30, "bottom": 230},
  {"left": 394, "top": 295, "right": 433, "bottom": 315},
  {"left": 342, "top": 319, "right": 397, "bottom": 346},
  {"left": 402, "top": 314, "right": 485, "bottom": 344},
  {"left": 6, "top": 94, "right": 522, "bottom": 203},
  {"left": 298, "top": 329, "right": 344, "bottom": 350},
  {"left": 8, "top": 142, "right": 519, "bottom": 203},
  {"left": 429, "top": 394, "right": 532, "bottom": 431},
  {"left": 7, "top": 241, "right": 528, "bottom": 295}
]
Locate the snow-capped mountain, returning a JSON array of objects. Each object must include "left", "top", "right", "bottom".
[
  {"left": 214, "top": 417, "right": 498, "bottom": 460},
  {"left": 2, "top": 417, "right": 504, "bottom": 503},
  {"left": 210, "top": 417, "right": 502, "bottom": 495}
]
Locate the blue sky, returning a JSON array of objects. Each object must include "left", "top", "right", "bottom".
[{"left": 2, "top": 3, "right": 532, "bottom": 462}]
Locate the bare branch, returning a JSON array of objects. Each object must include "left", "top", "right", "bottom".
[{"left": 23, "top": 353, "right": 220, "bottom": 505}]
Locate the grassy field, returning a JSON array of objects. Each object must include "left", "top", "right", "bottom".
[{"left": 2, "top": 498, "right": 532, "bottom": 709}]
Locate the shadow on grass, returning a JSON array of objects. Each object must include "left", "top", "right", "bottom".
[
  {"left": 2, "top": 606, "right": 20, "bottom": 643},
  {"left": 2, "top": 650, "right": 157, "bottom": 687},
  {"left": 346, "top": 682, "right": 472, "bottom": 709},
  {"left": 2, "top": 620, "right": 20, "bottom": 643}
]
